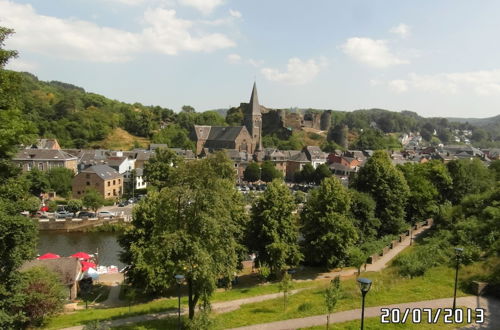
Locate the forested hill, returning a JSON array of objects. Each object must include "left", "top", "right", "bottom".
[
  {"left": 12, "top": 71, "right": 500, "bottom": 150},
  {"left": 13, "top": 71, "right": 226, "bottom": 149}
]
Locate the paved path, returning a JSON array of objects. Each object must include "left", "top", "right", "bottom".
[
  {"left": 231, "top": 296, "right": 500, "bottom": 330},
  {"left": 60, "top": 290, "right": 304, "bottom": 330},
  {"left": 303, "top": 223, "right": 430, "bottom": 281},
  {"left": 59, "top": 224, "right": 432, "bottom": 329}
]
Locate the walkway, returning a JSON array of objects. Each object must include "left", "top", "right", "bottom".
[
  {"left": 60, "top": 224, "right": 432, "bottom": 329},
  {"left": 231, "top": 296, "right": 500, "bottom": 330}
]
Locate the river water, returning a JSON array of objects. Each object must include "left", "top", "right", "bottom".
[{"left": 37, "top": 232, "right": 125, "bottom": 268}]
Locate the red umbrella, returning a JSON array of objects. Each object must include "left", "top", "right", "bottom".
[
  {"left": 80, "top": 261, "right": 97, "bottom": 272},
  {"left": 71, "top": 252, "right": 91, "bottom": 260},
  {"left": 38, "top": 253, "right": 60, "bottom": 260}
]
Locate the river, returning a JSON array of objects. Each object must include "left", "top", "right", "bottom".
[{"left": 37, "top": 232, "right": 125, "bottom": 268}]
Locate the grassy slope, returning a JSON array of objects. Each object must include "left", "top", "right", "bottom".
[
  {"left": 90, "top": 128, "right": 150, "bottom": 150},
  {"left": 110, "top": 264, "right": 468, "bottom": 330}
]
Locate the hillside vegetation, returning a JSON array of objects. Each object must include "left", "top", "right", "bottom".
[{"left": 11, "top": 71, "right": 500, "bottom": 151}]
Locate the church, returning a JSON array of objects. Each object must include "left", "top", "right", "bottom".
[{"left": 192, "top": 83, "right": 263, "bottom": 156}]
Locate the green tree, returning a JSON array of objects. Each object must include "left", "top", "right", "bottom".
[
  {"left": 446, "top": 159, "right": 493, "bottom": 204},
  {"left": 278, "top": 272, "right": 293, "bottom": 311},
  {"left": 243, "top": 162, "right": 260, "bottom": 182},
  {"left": 47, "top": 167, "right": 74, "bottom": 197},
  {"left": 181, "top": 105, "right": 196, "bottom": 113},
  {"left": 398, "top": 163, "right": 439, "bottom": 225},
  {"left": 490, "top": 160, "right": 500, "bottom": 181},
  {"left": 300, "top": 163, "right": 315, "bottom": 184},
  {"left": 324, "top": 276, "right": 341, "bottom": 330},
  {"left": 260, "top": 161, "right": 282, "bottom": 182},
  {"left": 143, "top": 148, "right": 181, "bottom": 189},
  {"left": 351, "top": 151, "right": 410, "bottom": 235},
  {"left": 313, "top": 163, "right": 332, "bottom": 184},
  {"left": 349, "top": 190, "right": 380, "bottom": 243},
  {"left": 247, "top": 180, "right": 302, "bottom": 274},
  {"left": 18, "top": 267, "right": 66, "bottom": 328},
  {"left": 66, "top": 199, "right": 83, "bottom": 214},
  {"left": 301, "top": 177, "right": 358, "bottom": 268},
  {"left": 119, "top": 153, "right": 247, "bottom": 319},
  {"left": 82, "top": 189, "right": 105, "bottom": 212},
  {"left": 24, "top": 168, "right": 49, "bottom": 196},
  {"left": 348, "top": 247, "right": 366, "bottom": 275},
  {"left": 0, "top": 28, "right": 36, "bottom": 158}
]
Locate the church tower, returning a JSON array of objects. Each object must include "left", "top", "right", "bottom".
[{"left": 244, "top": 82, "right": 263, "bottom": 152}]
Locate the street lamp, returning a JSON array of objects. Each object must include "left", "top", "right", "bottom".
[
  {"left": 174, "top": 274, "right": 185, "bottom": 330},
  {"left": 357, "top": 277, "right": 372, "bottom": 330},
  {"left": 452, "top": 247, "right": 463, "bottom": 312}
]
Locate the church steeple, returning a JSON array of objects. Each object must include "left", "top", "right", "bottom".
[
  {"left": 244, "top": 82, "right": 263, "bottom": 152},
  {"left": 249, "top": 82, "right": 261, "bottom": 115}
]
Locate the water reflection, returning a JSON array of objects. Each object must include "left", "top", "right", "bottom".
[{"left": 37, "top": 232, "right": 124, "bottom": 268}]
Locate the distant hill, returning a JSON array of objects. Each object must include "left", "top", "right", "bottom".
[{"left": 446, "top": 114, "right": 500, "bottom": 126}]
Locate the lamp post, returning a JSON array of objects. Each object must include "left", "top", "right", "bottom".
[
  {"left": 174, "top": 274, "right": 185, "bottom": 330},
  {"left": 357, "top": 277, "right": 372, "bottom": 330},
  {"left": 452, "top": 247, "right": 463, "bottom": 312}
]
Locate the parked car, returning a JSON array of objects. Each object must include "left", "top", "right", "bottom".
[
  {"left": 77, "top": 211, "right": 96, "bottom": 218},
  {"left": 118, "top": 200, "right": 129, "bottom": 207},
  {"left": 98, "top": 211, "right": 115, "bottom": 218},
  {"left": 55, "top": 210, "right": 74, "bottom": 219}
]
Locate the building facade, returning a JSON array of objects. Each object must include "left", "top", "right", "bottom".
[{"left": 72, "top": 165, "right": 123, "bottom": 199}]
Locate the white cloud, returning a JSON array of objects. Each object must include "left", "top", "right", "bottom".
[
  {"left": 5, "top": 58, "right": 37, "bottom": 71},
  {"left": 0, "top": 1, "right": 235, "bottom": 62},
  {"left": 248, "top": 58, "right": 264, "bottom": 68},
  {"left": 229, "top": 9, "right": 241, "bottom": 18},
  {"left": 142, "top": 7, "right": 234, "bottom": 54},
  {"left": 388, "top": 79, "right": 408, "bottom": 92},
  {"left": 106, "top": 0, "right": 145, "bottom": 5},
  {"left": 388, "top": 70, "right": 500, "bottom": 95},
  {"left": 226, "top": 53, "right": 241, "bottom": 63},
  {"left": 341, "top": 37, "right": 409, "bottom": 68},
  {"left": 261, "top": 57, "right": 327, "bottom": 85},
  {"left": 179, "top": 0, "right": 224, "bottom": 15},
  {"left": 390, "top": 23, "right": 410, "bottom": 39}
]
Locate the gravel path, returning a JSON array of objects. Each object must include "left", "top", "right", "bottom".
[{"left": 230, "top": 296, "right": 500, "bottom": 330}]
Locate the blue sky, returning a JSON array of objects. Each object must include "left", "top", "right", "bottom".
[{"left": 2, "top": 0, "right": 500, "bottom": 118}]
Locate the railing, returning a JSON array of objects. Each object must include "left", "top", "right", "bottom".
[{"left": 35, "top": 215, "right": 131, "bottom": 231}]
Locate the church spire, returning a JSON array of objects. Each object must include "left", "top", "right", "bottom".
[{"left": 249, "top": 82, "right": 261, "bottom": 115}]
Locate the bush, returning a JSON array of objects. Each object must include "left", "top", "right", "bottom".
[
  {"left": 258, "top": 263, "right": 271, "bottom": 282},
  {"left": 298, "top": 302, "right": 313, "bottom": 312}
]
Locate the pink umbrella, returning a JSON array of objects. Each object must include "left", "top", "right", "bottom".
[
  {"left": 38, "top": 253, "right": 60, "bottom": 260},
  {"left": 71, "top": 252, "right": 91, "bottom": 260},
  {"left": 80, "top": 261, "right": 97, "bottom": 272}
]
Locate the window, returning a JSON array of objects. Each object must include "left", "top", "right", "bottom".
[
  {"left": 85, "top": 174, "right": 90, "bottom": 179},
  {"left": 113, "top": 189, "right": 116, "bottom": 196},
  {"left": 113, "top": 180, "right": 116, "bottom": 185},
  {"left": 38, "top": 163, "right": 43, "bottom": 170},
  {"left": 107, "top": 181, "right": 110, "bottom": 187},
  {"left": 77, "top": 191, "right": 81, "bottom": 195},
  {"left": 118, "top": 179, "right": 121, "bottom": 184},
  {"left": 86, "top": 181, "right": 90, "bottom": 186},
  {"left": 107, "top": 192, "right": 111, "bottom": 196}
]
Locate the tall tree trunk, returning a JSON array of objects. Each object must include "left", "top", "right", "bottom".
[{"left": 187, "top": 279, "right": 199, "bottom": 319}]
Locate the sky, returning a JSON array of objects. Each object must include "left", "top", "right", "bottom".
[{"left": 1, "top": 0, "right": 500, "bottom": 118}]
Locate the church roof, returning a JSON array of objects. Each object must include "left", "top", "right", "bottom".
[
  {"left": 207, "top": 126, "right": 246, "bottom": 142},
  {"left": 249, "top": 82, "right": 261, "bottom": 115}
]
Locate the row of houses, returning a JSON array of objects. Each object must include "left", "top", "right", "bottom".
[{"left": 12, "top": 138, "right": 496, "bottom": 199}]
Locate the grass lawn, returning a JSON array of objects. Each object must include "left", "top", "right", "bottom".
[
  {"left": 111, "top": 264, "right": 469, "bottom": 330},
  {"left": 44, "top": 275, "right": 322, "bottom": 329},
  {"left": 77, "top": 284, "right": 111, "bottom": 306}
]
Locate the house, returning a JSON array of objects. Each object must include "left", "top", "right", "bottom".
[
  {"left": 72, "top": 165, "right": 123, "bottom": 199},
  {"left": 192, "top": 83, "right": 263, "bottom": 156},
  {"left": 285, "top": 150, "right": 310, "bottom": 181},
  {"left": 134, "top": 150, "right": 153, "bottom": 169},
  {"left": 263, "top": 148, "right": 287, "bottom": 178},
  {"left": 19, "top": 257, "right": 82, "bottom": 300},
  {"left": 13, "top": 149, "right": 78, "bottom": 173},
  {"left": 27, "top": 138, "right": 61, "bottom": 150},
  {"left": 329, "top": 162, "right": 357, "bottom": 177},
  {"left": 304, "top": 146, "right": 327, "bottom": 169},
  {"left": 105, "top": 156, "right": 135, "bottom": 174}
]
